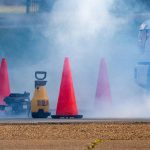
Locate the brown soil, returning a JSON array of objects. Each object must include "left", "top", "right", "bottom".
[{"left": 0, "top": 123, "right": 150, "bottom": 150}]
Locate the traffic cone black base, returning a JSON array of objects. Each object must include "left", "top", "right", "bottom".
[{"left": 51, "top": 115, "right": 83, "bottom": 119}]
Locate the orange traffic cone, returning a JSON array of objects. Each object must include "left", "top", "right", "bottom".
[
  {"left": 0, "top": 58, "right": 10, "bottom": 107},
  {"left": 51, "top": 57, "right": 83, "bottom": 119},
  {"left": 95, "top": 58, "right": 112, "bottom": 106}
]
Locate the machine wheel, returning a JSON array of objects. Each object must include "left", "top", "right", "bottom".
[{"left": 32, "top": 109, "right": 50, "bottom": 118}]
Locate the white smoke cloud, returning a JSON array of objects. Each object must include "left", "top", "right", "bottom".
[
  {"left": 45, "top": 0, "right": 150, "bottom": 118},
  {"left": 49, "top": 0, "right": 125, "bottom": 53},
  {"left": 4, "top": 0, "right": 150, "bottom": 118}
]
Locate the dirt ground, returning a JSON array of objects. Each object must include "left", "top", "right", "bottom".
[{"left": 0, "top": 122, "right": 150, "bottom": 150}]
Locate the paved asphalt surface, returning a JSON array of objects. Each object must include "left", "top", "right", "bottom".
[{"left": 0, "top": 118, "right": 150, "bottom": 124}]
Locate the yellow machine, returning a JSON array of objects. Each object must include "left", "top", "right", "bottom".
[{"left": 31, "top": 71, "right": 50, "bottom": 118}]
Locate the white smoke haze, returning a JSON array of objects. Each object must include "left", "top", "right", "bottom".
[
  {"left": 46, "top": 0, "right": 141, "bottom": 117},
  {"left": 1, "top": 0, "right": 150, "bottom": 118}
]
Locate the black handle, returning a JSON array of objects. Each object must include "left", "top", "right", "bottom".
[{"left": 35, "top": 71, "right": 47, "bottom": 80}]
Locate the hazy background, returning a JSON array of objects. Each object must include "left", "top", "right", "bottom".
[{"left": 1, "top": 0, "right": 150, "bottom": 117}]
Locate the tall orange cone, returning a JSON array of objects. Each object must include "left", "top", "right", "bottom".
[
  {"left": 0, "top": 58, "right": 10, "bottom": 107},
  {"left": 95, "top": 58, "right": 112, "bottom": 106},
  {"left": 51, "top": 57, "right": 83, "bottom": 119}
]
